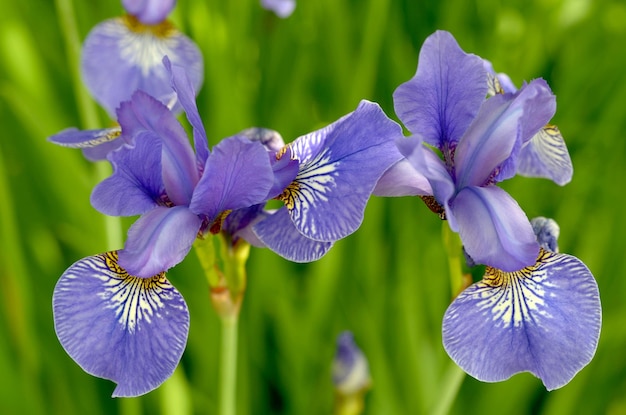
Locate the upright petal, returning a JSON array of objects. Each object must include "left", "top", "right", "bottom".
[
  {"left": 124, "top": 91, "right": 199, "bottom": 206},
  {"left": 91, "top": 131, "right": 163, "bottom": 216},
  {"left": 118, "top": 206, "right": 202, "bottom": 277},
  {"left": 163, "top": 56, "right": 209, "bottom": 169},
  {"left": 53, "top": 251, "right": 189, "bottom": 397},
  {"left": 123, "top": 0, "right": 176, "bottom": 25},
  {"left": 454, "top": 79, "right": 556, "bottom": 188},
  {"left": 452, "top": 186, "right": 539, "bottom": 271},
  {"left": 285, "top": 101, "right": 403, "bottom": 242},
  {"left": 81, "top": 17, "right": 203, "bottom": 117},
  {"left": 189, "top": 136, "right": 274, "bottom": 219},
  {"left": 253, "top": 208, "right": 334, "bottom": 262},
  {"left": 443, "top": 249, "right": 601, "bottom": 390},
  {"left": 373, "top": 158, "right": 432, "bottom": 197},
  {"left": 393, "top": 30, "right": 487, "bottom": 149},
  {"left": 517, "top": 125, "right": 573, "bottom": 185}
]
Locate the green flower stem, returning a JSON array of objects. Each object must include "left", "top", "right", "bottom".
[
  {"left": 194, "top": 233, "right": 250, "bottom": 415},
  {"left": 428, "top": 224, "right": 467, "bottom": 415}
]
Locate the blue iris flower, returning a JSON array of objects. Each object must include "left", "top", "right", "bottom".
[
  {"left": 382, "top": 30, "right": 567, "bottom": 271},
  {"left": 52, "top": 58, "right": 276, "bottom": 397},
  {"left": 442, "top": 217, "right": 601, "bottom": 390}
]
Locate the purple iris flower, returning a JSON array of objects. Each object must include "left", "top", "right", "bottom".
[
  {"left": 332, "top": 331, "right": 371, "bottom": 395},
  {"left": 442, "top": 217, "right": 601, "bottom": 390},
  {"left": 390, "top": 30, "right": 561, "bottom": 271},
  {"left": 251, "top": 101, "right": 403, "bottom": 262},
  {"left": 485, "top": 61, "right": 573, "bottom": 186},
  {"left": 261, "top": 0, "right": 296, "bottom": 17},
  {"left": 52, "top": 59, "right": 275, "bottom": 397},
  {"left": 80, "top": 3, "right": 202, "bottom": 119}
]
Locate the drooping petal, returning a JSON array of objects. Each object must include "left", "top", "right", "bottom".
[
  {"left": 253, "top": 208, "right": 334, "bottom": 262},
  {"left": 122, "top": 0, "right": 176, "bottom": 25},
  {"left": 47, "top": 126, "right": 126, "bottom": 161},
  {"left": 91, "top": 131, "right": 163, "bottom": 216},
  {"left": 516, "top": 125, "right": 573, "bottom": 185},
  {"left": 442, "top": 249, "right": 601, "bottom": 390},
  {"left": 285, "top": 101, "right": 403, "bottom": 242},
  {"left": 189, "top": 136, "right": 274, "bottom": 219},
  {"left": 454, "top": 79, "right": 556, "bottom": 188},
  {"left": 53, "top": 251, "right": 189, "bottom": 397},
  {"left": 118, "top": 206, "right": 202, "bottom": 277},
  {"left": 261, "top": 0, "right": 296, "bottom": 17},
  {"left": 452, "top": 186, "right": 539, "bottom": 271},
  {"left": 122, "top": 91, "right": 199, "bottom": 206},
  {"left": 163, "top": 56, "right": 209, "bottom": 169},
  {"left": 373, "top": 158, "right": 432, "bottom": 197},
  {"left": 81, "top": 16, "right": 203, "bottom": 117},
  {"left": 393, "top": 30, "right": 487, "bottom": 149}
]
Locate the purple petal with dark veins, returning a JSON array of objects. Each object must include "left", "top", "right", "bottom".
[
  {"left": 189, "top": 136, "right": 274, "bottom": 219},
  {"left": 517, "top": 125, "right": 573, "bottom": 185},
  {"left": 91, "top": 131, "right": 163, "bottom": 216},
  {"left": 393, "top": 30, "right": 487, "bottom": 149},
  {"left": 253, "top": 208, "right": 334, "bottom": 262},
  {"left": 287, "top": 100, "right": 403, "bottom": 242},
  {"left": 81, "top": 17, "right": 203, "bottom": 117},
  {"left": 122, "top": 0, "right": 176, "bottom": 25},
  {"left": 452, "top": 186, "right": 539, "bottom": 271},
  {"left": 123, "top": 91, "right": 199, "bottom": 206},
  {"left": 443, "top": 249, "right": 601, "bottom": 390},
  {"left": 163, "top": 56, "right": 209, "bottom": 169},
  {"left": 118, "top": 206, "right": 202, "bottom": 277},
  {"left": 53, "top": 251, "right": 189, "bottom": 397}
]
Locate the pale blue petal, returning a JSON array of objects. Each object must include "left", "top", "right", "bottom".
[
  {"left": 517, "top": 125, "right": 573, "bottom": 186},
  {"left": 253, "top": 208, "right": 334, "bottom": 262},
  {"left": 531, "top": 217, "right": 560, "bottom": 253},
  {"left": 443, "top": 250, "right": 601, "bottom": 390},
  {"left": 373, "top": 158, "right": 432, "bottom": 197},
  {"left": 53, "top": 251, "right": 189, "bottom": 397},
  {"left": 81, "top": 17, "right": 203, "bottom": 117},
  {"left": 393, "top": 30, "right": 487, "bottom": 149},
  {"left": 453, "top": 186, "right": 539, "bottom": 271},
  {"left": 118, "top": 206, "right": 202, "bottom": 277},
  {"left": 123, "top": 0, "right": 176, "bottom": 25}
]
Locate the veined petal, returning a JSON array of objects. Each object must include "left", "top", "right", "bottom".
[
  {"left": 47, "top": 126, "right": 125, "bottom": 162},
  {"left": 531, "top": 216, "right": 560, "bottom": 252},
  {"left": 253, "top": 208, "right": 334, "bottom": 262},
  {"left": 163, "top": 56, "right": 209, "bottom": 169},
  {"left": 189, "top": 136, "right": 274, "bottom": 218},
  {"left": 123, "top": 0, "right": 176, "bottom": 25},
  {"left": 517, "top": 125, "right": 573, "bottom": 185},
  {"left": 443, "top": 249, "right": 601, "bottom": 390},
  {"left": 285, "top": 100, "right": 403, "bottom": 242},
  {"left": 452, "top": 186, "right": 539, "bottom": 271},
  {"left": 53, "top": 251, "right": 189, "bottom": 397},
  {"left": 261, "top": 0, "right": 296, "bottom": 17},
  {"left": 119, "top": 206, "right": 202, "bottom": 277},
  {"left": 393, "top": 30, "right": 487, "bottom": 149},
  {"left": 455, "top": 79, "right": 556, "bottom": 187},
  {"left": 91, "top": 131, "right": 163, "bottom": 216},
  {"left": 81, "top": 17, "right": 203, "bottom": 117},
  {"left": 123, "top": 91, "right": 199, "bottom": 206}
]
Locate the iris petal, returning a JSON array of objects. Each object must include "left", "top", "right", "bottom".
[
  {"left": 373, "top": 158, "right": 432, "bottom": 197},
  {"left": 517, "top": 125, "right": 573, "bottom": 186},
  {"left": 53, "top": 251, "right": 189, "bottom": 397},
  {"left": 442, "top": 249, "right": 601, "bottom": 390},
  {"left": 253, "top": 208, "right": 334, "bottom": 262},
  {"left": 452, "top": 186, "right": 538, "bottom": 271},
  {"left": 286, "top": 100, "right": 403, "bottom": 242},
  {"left": 118, "top": 206, "right": 202, "bottom": 277},
  {"left": 81, "top": 17, "right": 203, "bottom": 117},
  {"left": 91, "top": 131, "right": 163, "bottom": 216},
  {"left": 189, "top": 136, "right": 274, "bottom": 219},
  {"left": 393, "top": 30, "right": 487, "bottom": 149},
  {"left": 122, "top": 0, "right": 176, "bottom": 25}
]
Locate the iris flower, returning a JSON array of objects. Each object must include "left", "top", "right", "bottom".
[
  {"left": 388, "top": 30, "right": 564, "bottom": 271},
  {"left": 261, "top": 0, "right": 296, "bottom": 17},
  {"left": 53, "top": 59, "right": 275, "bottom": 397},
  {"left": 252, "top": 100, "right": 403, "bottom": 262},
  {"left": 442, "top": 217, "right": 601, "bottom": 390}
]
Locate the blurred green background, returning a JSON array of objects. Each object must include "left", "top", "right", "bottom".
[{"left": 1, "top": 0, "right": 625, "bottom": 414}]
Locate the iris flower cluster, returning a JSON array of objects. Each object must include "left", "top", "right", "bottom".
[{"left": 49, "top": 1, "right": 600, "bottom": 398}]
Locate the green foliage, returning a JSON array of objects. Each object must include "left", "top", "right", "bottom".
[{"left": 1, "top": 0, "right": 625, "bottom": 413}]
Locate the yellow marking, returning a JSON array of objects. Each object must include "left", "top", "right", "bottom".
[
  {"left": 122, "top": 14, "right": 176, "bottom": 37},
  {"left": 276, "top": 181, "right": 300, "bottom": 210},
  {"left": 275, "top": 144, "right": 291, "bottom": 160},
  {"left": 209, "top": 210, "right": 232, "bottom": 234}
]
